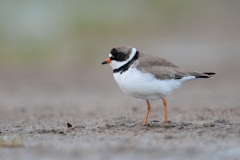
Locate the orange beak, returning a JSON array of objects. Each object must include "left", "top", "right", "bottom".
[{"left": 101, "top": 57, "right": 111, "bottom": 65}]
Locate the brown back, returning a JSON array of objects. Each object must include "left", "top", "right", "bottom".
[{"left": 135, "top": 53, "right": 193, "bottom": 80}]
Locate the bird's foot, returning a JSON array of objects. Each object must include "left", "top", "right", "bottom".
[
  {"left": 164, "top": 120, "right": 171, "bottom": 124},
  {"left": 143, "top": 122, "right": 150, "bottom": 126}
]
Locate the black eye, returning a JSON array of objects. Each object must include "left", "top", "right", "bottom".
[{"left": 117, "top": 53, "right": 123, "bottom": 58}]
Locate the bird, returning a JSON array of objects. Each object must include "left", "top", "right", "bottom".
[{"left": 101, "top": 45, "right": 215, "bottom": 125}]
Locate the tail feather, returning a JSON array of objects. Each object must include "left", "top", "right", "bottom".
[
  {"left": 189, "top": 71, "right": 215, "bottom": 78},
  {"left": 203, "top": 72, "right": 216, "bottom": 75}
]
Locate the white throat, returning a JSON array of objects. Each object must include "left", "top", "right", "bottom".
[{"left": 109, "top": 48, "right": 137, "bottom": 70}]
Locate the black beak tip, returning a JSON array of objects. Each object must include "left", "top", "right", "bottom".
[{"left": 102, "top": 61, "right": 107, "bottom": 65}]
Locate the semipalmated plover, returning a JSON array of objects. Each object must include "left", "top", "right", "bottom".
[{"left": 102, "top": 45, "right": 215, "bottom": 124}]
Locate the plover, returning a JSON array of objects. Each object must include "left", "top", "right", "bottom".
[{"left": 102, "top": 45, "right": 215, "bottom": 124}]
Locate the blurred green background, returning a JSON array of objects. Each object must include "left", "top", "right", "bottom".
[{"left": 1, "top": 0, "right": 239, "bottom": 70}]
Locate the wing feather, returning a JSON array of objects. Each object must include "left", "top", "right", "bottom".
[{"left": 135, "top": 54, "right": 191, "bottom": 80}]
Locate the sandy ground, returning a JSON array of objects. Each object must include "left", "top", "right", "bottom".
[{"left": 0, "top": 43, "right": 240, "bottom": 160}]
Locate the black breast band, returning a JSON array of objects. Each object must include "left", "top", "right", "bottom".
[{"left": 113, "top": 51, "right": 139, "bottom": 74}]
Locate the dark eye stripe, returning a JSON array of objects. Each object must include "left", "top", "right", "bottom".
[
  {"left": 117, "top": 53, "right": 123, "bottom": 58},
  {"left": 110, "top": 48, "right": 127, "bottom": 62}
]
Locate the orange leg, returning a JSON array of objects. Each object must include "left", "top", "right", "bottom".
[
  {"left": 162, "top": 98, "right": 168, "bottom": 123},
  {"left": 143, "top": 100, "right": 151, "bottom": 125}
]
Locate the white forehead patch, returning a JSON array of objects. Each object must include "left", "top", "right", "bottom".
[{"left": 109, "top": 53, "right": 112, "bottom": 57}]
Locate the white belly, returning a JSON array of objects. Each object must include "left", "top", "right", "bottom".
[{"left": 113, "top": 67, "right": 185, "bottom": 100}]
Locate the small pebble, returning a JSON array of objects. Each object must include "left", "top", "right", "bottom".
[{"left": 67, "top": 123, "right": 72, "bottom": 128}]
